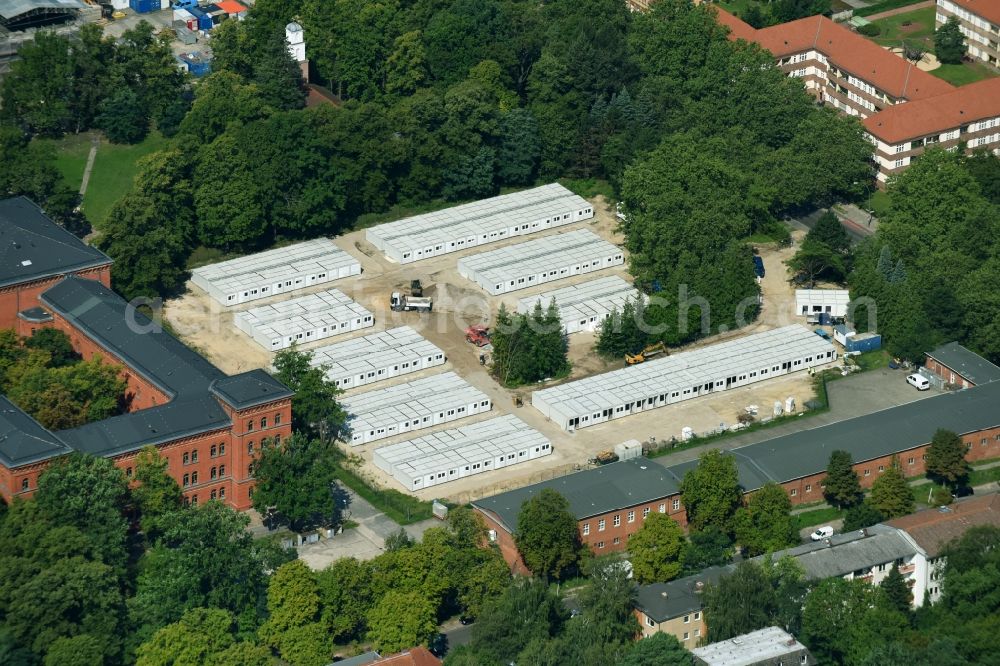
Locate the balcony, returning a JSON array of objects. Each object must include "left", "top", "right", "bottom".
[{"left": 898, "top": 563, "right": 916, "bottom": 575}]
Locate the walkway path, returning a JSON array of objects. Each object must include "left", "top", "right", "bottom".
[
  {"left": 78, "top": 135, "right": 99, "bottom": 197},
  {"left": 864, "top": 0, "right": 934, "bottom": 22}
]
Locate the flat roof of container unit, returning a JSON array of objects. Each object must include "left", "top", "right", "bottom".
[
  {"left": 516, "top": 274, "right": 639, "bottom": 316},
  {"left": 234, "top": 288, "right": 368, "bottom": 329},
  {"left": 341, "top": 371, "right": 489, "bottom": 430},
  {"left": 366, "top": 183, "right": 590, "bottom": 250},
  {"left": 795, "top": 289, "right": 851, "bottom": 304},
  {"left": 459, "top": 229, "right": 621, "bottom": 279},
  {"left": 691, "top": 626, "right": 809, "bottom": 666},
  {"left": 309, "top": 326, "right": 442, "bottom": 374},
  {"left": 190, "top": 238, "right": 359, "bottom": 294},
  {"left": 532, "top": 325, "right": 835, "bottom": 418},
  {"left": 374, "top": 414, "right": 549, "bottom": 476}
]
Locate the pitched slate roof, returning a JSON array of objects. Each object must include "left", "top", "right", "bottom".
[
  {"left": 0, "top": 396, "right": 71, "bottom": 467},
  {"left": 40, "top": 276, "right": 225, "bottom": 399},
  {"left": 887, "top": 495, "right": 1000, "bottom": 558},
  {"left": 472, "top": 458, "right": 682, "bottom": 533},
  {"left": 925, "top": 341, "right": 1000, "bottom": 386},
  {"left": 635, "top": 565, "right": 730, "bottom": 622},
  {"left": 0, "top": 197, "right": 110, "bottom": 289}
]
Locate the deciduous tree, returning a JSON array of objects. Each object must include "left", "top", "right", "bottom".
[
  {"left": 271, "top": 347, "right": 347, "bottom": 442},
  {"left": 251, "top": 434, "right": 342, "bottom": 532},
  {"left": 869, "top": 456, "right": 914, "bottom": 519},
  {"left": 733, "top": 482, "right": 797, "bottom": 556},
  {"left": 132, "top": 446, "right": 183, "bottom": 541},
  {"left": 515, "top": 488, "right": 581, "bottom": 579},
  {"left": 925, "top": 429, "right": 970, "bottom": 489},
  {"left": 935, "top": 16, "right": 966, "bottom": 65},
  {"left": 365, "top": 591, "right": 437, "bottom": 655},
  {"left": 680, "top": 450, "right": 742, "bottom": 534},
  {"left": 628, "top": 513, "right": 685, "bottom": 583},
  {"left": 620, "top": 632, "right": 692, "bottom": 666}
]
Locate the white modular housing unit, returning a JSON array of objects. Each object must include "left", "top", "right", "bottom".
[
  {"left": 373, "top": 415, "right": 552, "bottom": 491},
  {"left": 365, "top": 183, "right": 594, "bottom": 264},
  {"left": 457, "top": 229, "right": 624, "bottom": 296},
  {"left": 233, "top": 288, "right": 373, "bottom": 351},
  {"left": 191, "top": 238, "right": 361, "bottom": 307},
  {"left": 532, "top": 325, "right": 837, "bottom": 431},
  {"left": 309, "top": 326, "right": 446, "bottom": 389},
  {"left": 795, "top": 289, "right": 851, "bottom": 317},
  {"left": 516, "top": 275, "right": 641, "bottom": 334},
  {"left": 342, "top": 371, "right": 492, "bottom": 446}
]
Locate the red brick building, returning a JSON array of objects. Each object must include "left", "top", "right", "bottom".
[
  {"left": 0, "top": 199, "right": 293, "bottom": 510},
  {"left": 474, "top": 379, "right": 1000, "bottom": 571},
  {"left": 924, "top": 341, "right": 1000, "bottom": 389}
]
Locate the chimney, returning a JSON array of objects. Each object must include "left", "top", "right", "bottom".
[
  {"left": 660, "top": 591, "right": 668, "bottom": 598},
  {"left": 695, "top": 581, "right": 705, "bottom": 593}
]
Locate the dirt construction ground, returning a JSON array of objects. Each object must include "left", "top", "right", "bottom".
[{"left": 164, "top": 196, "right": 820, "bottom": 504}]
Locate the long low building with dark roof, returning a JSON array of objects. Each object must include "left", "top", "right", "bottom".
[
  {"left": 0, "top": 200, "right": 294, "bottom": 510},
  {"left": 473, "top": 380, "right": 1000, "bottom": 571}
]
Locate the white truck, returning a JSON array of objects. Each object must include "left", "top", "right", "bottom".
[{"left": 390, "top": 292, "right": 432, "bottom": 312}]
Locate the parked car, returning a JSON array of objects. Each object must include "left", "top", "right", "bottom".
[
  {"left": 810, "top": 526, "right": 835, "bottom": 541},
  {"left": 906, "top": 373, "right": 930, "bottom": 391}
]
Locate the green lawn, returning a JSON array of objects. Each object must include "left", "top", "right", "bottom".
[
  {"left": 81, "top": 131, "right": 169, "bottom": 228},
  {"left": 792, "top": 506, "right": 845, "bottom": 531},
  {"left": 868, "top": 189, "right": 892, "bottom": 219},
  {"left": 931, "top": 62, "right": 1000, "bottom": 86},
  {"left": 870, "top": 6, "right": 937, "bottom": 49},
  {"left": 35, "top": 132, "right": 93, "bottom": 192}
]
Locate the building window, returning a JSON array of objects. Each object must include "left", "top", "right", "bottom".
[
  {"left": 659, "top": 503, "right": 666, "bottom": 513},
  {"left": 219, "top": 487, "right": 226, "bottom": 499},
  {"left": 643, "top": 507, "right": 650, "bottom": 519},
  {"left": 908, "top": 457, "right": 915, "bottom": 465},
  {"left": 20, "top": 478, "right": 28, "bottom": 492},
  {"left": 211, "top": 467, "right": 217, "bottom": 480},
  {"left": 613, "top": 515, "right": 621, "bottom": 527},
  {"left": 219, "top": 465, "right": 225, "bottom": 477},
  {"left": 694, "top": 612, "right": 701, "bottom": 620},
  {"left": 672, "top": 498, "right": 680, "bottom": 511},
  {"left": 805, "top": 484, "right": 812, "bottom": 493},
  {"left": 190, "top": 495, "right": 198, "bottom": 506},
  {"left": 247, "top": 441, "right": 254, "bottom": 455},
  {"left": 683, "top": 632, "right": 689, "bottom": 641},
  {"left": 248, "top": 464, "right": 253, "bottom": 478},
  {"left": 598, "top": 519, "right": 606, "bottom": 531},
  {"left": 597, "top": 541, "right": 605, "bottom": 549},
  {"left": 191, "top": 450, "right": 198, "bottom": 463},
  {"left": 982, "top": 437, "right": 988, "bottom": 446},
  {"left": 627, "top": 510, "right": 635, "bottom": 523},
  {"left": 191, "top": 471, "right": 198, "bottom": 484},
  {"left": 247, "top": 420, "right": 254, "bottom": 431},
  {"left": 646, "top": 616, "right": 655, "bottom": 628},
  {"left": 684, "top": 615, "right": 690, "bottom": 623},
  {"left": 210, "top": 444, "right": 217, "bottom": 457},
  {"left": 261, "top": 417, "right": 267, "bottom": 429},
  {"left": 275, "top": 434, "right": 281, "bottom": 445},
  {"left": 126, "top": 467, "right": 133, "bottom": 478},
  {"left": 275, "top": 413, "right": 282, "bottom": 425},
  {"left": 183, "top": 452, "right": 189, "bottom": 465},
  {"left": 695, "top": 629, "right": 701, "bottom": 638},
  {"left": 864, "top": 469, "right": 871, "bottom": 476},
  {"left": 583, "top": 523, "right": 590, "bottom": 536},
  {"left": 790, "top": 488, "right": 797, "bottom": 497},
  {"left": 219, "top": 443, "right": 225, "bottom": 456},
  {"left": 211, "top": 489, "right": 217, "bottom": 500},
  {"left": 183, "top": 473, "right": 190, "bottom": 487}
]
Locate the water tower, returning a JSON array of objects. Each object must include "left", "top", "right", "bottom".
[{"left": 285, "top": 22, "right": 308, "bottom": 82}]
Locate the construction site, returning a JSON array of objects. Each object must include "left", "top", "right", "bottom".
[{"left": 167, "top": 185, "right": 829, "bottom": 505}]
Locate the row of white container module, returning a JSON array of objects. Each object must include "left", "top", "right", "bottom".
[
  {"left": 365, "top": 183, "right": 594, "bottom": 264},
  {"left": 233, "top": 288, "right": 374, "bottom": 350},
  {"left": 191, "top": 238, "right": 361, "bottom": 307},
  {"left": 531, "top": 325, "right": 837, "bottom": 431},
  {"left": 342, "top": 371, "right": 492, "bottom": 446},
  {"left": 794, "top": 289, "right": 851, "bottom": 317},
  {"left": 516, "top": 275, "right": 642, "bottom": 334},
  {"left": 308, "top": 326, "right": 446, "bottom": 390},
  {"left": 373, "top": 415, "right": 552, "bottom": 491},
  {"left": 457, "top": 229, "right": 625, "bottom": 296}
]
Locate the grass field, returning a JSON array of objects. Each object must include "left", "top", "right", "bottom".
[
  {"left": 931, "top": 62, "right": 1000, "bottom": 86},
  {"left": 792, "top": 506, "right": 844, "bottom": 531},
  {"left": 82, "top": 131, "right": 168, "bottom": 228},
  {"left": 870, "top": 6, "right": 936, "bottom": 49},
  {"left": 36, "top": 133, "right": 93, "bottom": 191}
]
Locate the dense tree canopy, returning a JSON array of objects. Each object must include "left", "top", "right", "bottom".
[
  {"left": 679, "top": 450, "right": 742, "bottom": 535},
  {"left": 250, "top": 434, "right": 343, "bottom": 532},
  {"left": 823, "top": 450, "right": 863, "bottom": 509},
  {"left": 515, "top": 488, "right": 581, "bottom": 579},
  {"left": 925, "top": 429, "right": 970, "bottom": 489},
  {"left": 490, "top": 302, "right": 569, "bottom": 386},
  {"left": 628, "top": 513, "right": 686, "bottom": 583},
  {"left": 271, "top": 347, "right": 348, "bottom": 442}
]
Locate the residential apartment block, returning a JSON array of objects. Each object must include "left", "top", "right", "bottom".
[
  {"left": 0, "top": 198, "right": 294, "bottom": 511},
  {"left": 936, "top": 0, "right": 1000, "bottom": 69},
  {"left": 714, "top": 8, "right": 1000, "bottom": 184},
  {"left": 473, "top": 376, "right": 1000, "bottom": 573}
]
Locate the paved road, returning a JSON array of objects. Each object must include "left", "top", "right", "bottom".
[
  {"left": 650, "top": 369, "right": 939, "bottom": 470},
  {"left": 297, "top": 489, "right": 438, "bottom": 569}
]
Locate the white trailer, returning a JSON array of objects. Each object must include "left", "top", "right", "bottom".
[
  {"left": 531, "top": 325, "right": 837, "bottom": 431},
  {"left": 457, "top": 229, "right": 624, "bottom": 296},
  {"left": 366, "top": 183, "right": 593, "bottom": 263},
  {"left": 794, "top": 289, "right": 851, "bottom": 318},
  {"left": 516, "top": 275, "right": 641, "bottom": 334},
  {"left": 191, "top": 238, "right": 361, "bottom": 307},
  {"left": 233, "top": 288, "right": 373, "bottom": 350},
  {"left": 308, "top": 326, "right": 445, "bottom": 389},
  {"left": 342, "top": 372, "right": 491, "bottom": 446},
  {"left": 373, "top": 414, "right": 552, "bottom": 491}
]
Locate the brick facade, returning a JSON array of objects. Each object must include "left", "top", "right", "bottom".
[{"left": 4, "top": 265, "right": 111, "bottom": 333}]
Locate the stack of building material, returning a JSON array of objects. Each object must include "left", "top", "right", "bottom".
[
  {"left": 233, "top": 288, "right": 373, "bottom": 351},
  {"left": 458, "top": 229, "right": 624, "bottom": 296},
  {"left": 342, "top": 372, "right": 491, "bottom": 446}
]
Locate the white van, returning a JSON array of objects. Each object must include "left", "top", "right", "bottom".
[{"left": 906, "top": 373, "right": 930, "bottom": 391}]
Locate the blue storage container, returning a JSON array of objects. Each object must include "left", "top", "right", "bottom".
[
  {"left": 188, "top": 6, "right": 213, "bottom": 30},
  {"left": 130, "top": 0, "right": 158, "bottom": 13},
  {"left": 753, "top": 255, "right": 765, "bottom": 278},
  {"left": 845, "top": 333, "right": 881, "bottom": 353}
]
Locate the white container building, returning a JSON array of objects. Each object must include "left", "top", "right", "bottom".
[
  {"left": 531, "top": 325, "right": 837, "bottom": 431},
  {"left": 457, "top": 229, "right": 624, "bottom": 296},
  {"left": 342, "top": 371, "right": 491, "bottom": 446},
  {"left": 233, "top": 288, "right": 373, "bottom": 351},
  {"left": 794, "top": 289, "right": 851, "bottom": 318},
  {"left": 366, "top": 183, "right": 594, "bottom": 264},
  {"left": 191, "top": 238, "right": 361, "bottom": 307},
  {"left": 309, "top": 326, "right": 445, "bottom": 389},
  {"left": 373, "top": 414, "right": 552, "bottom": 491},
  {"left": 516, "top": 275, "right": 641, "bottom": 334}
]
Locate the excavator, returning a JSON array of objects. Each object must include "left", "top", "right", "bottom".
[{"left": 625, "top": 342, "right": 668, "bottom": 366}]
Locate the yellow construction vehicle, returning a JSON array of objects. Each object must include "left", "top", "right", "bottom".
[{"left": 625, "top": 342, "right": 668, "bottom": 365}]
